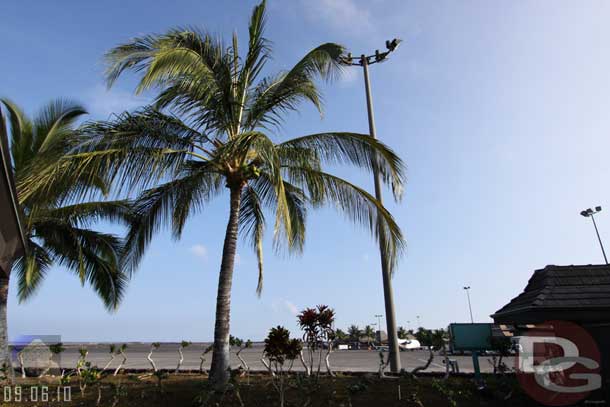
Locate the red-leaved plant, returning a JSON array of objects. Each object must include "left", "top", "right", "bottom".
[{"left": 297, "top": 305, "right": 336, "bottom": 376}]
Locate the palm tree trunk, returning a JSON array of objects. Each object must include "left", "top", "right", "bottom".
[
  {"left": 0, "top": 275, "right": 12, "bottom": 380},
  {"left": 209, "top": 186, "right": 242, "bottom": 388}
]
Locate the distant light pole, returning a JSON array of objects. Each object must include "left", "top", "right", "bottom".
[
  {"left": 463, "top": 286, "right": 474, "bottom": 323},
  {"left": 406, "top": 320, "right": 411, "bottom": 331},
  {"left": 580, "top": 206, "right": 608, "bottom": 265},
  {"left": 374, "top": 314, "right": 383, "bottom": 332},
  {"left": 342, "top": 38, "right": 403, "bottom": 373},
  {"left": 416, "top": 315, "right": 421, "bottom": 328}
]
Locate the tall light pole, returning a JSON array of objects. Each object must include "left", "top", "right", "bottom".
[
  {"left": 342, "top": 38, "right": 403, "bottom": 373},
  {"left": 580, "top": 206, "right": 608, "bottom": 265},
  {"left": 463, "top": 286, "right": 474, "bottom": 323}
]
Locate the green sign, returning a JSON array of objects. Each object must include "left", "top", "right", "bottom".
[{"left": 449, "top": 323, "right": 493, "bottom": 351}]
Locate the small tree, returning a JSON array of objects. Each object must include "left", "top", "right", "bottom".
[
  {"left": 103, "top": 344, "right": 117, "bottom": 371},
  {"left": 489, "top": 336, "right": 512, "bottom": 375},
  {"left": 230, "top": 336, "right": 252, "bottom": 372},
  {"left": 77, "top": 347, "right": 89, "bottom": 375},
  {"left": 40, "top": 343, "right": 65, "bottom": 377},
  {"left": 17, "top": 347, "right": 26, "bottom": 378},
  {"left": 147, "top": 342, "right": 160, "bottom": 372},
  {"left": 200, "top": 345, "right": 213, "bottom": 374},
  {"left": 78, "top": 362, "right": 102, "bottom": 403},
  {"left": 297, "top": 305, "right": 336, "bottom": 376},
  {"left": 176, "top": 340, "right": 191, "bottom": 373},
  {"left": 113, "top": 344, "right": 128, "bottom": 376},
  {"left": 263, "top": 326, "right": 302, "bottom": 407},
  {"left": 412, "top": 330, "right": 446, "bottom": 374}
]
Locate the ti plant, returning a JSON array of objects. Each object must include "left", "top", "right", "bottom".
[
  {"left": 113, "top": 344, "right": 128, "bottom": 376},
  {"left": 17, "top": 347, "right": 26, "bottom": 378},
  {"left": 200, "top": 345, "right": 213, "bottom": 375},
  {"left": 40, "top": 342, "right": 65, "bottom": 377},
  {"left": 263, "top": 326, "right": 302, "bottom": 407},
  {"left": 175, "top": 340, "right": 191, "bottom": 373},
  {"left": 147, "top": 342, "right": 161, "bottom": 372},
  {"left": 297, "top": 305, "right": 336, "bottom": 376},
  {"left": 103, "top": 344, "right": 117, "bottom": 371}
]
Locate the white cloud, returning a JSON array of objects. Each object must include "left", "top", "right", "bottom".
[
  {"left": 299, "top": 0, "right": 372, "bottom": 34},
  {"left": 84, "top": 85, "right": 149, "bottom": 119},
  {"left": 271, "top": 298, "right": 299, "bottom": 316},
  {"left": 189, "top": 244, "right": 208, "bottom": 260},
  {"left": 284, "top": 300, "right": 299, "bottom": 316}
]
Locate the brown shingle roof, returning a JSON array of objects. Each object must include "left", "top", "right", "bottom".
[{"left": 491, "top": 264, "right": 610, "bottom": 323}]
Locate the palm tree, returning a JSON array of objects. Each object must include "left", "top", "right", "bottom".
[
  {"left": 0, "top": 99, "right": 130, "bottom": 368},
  {"left": 347, "top": 325, "right": 362, "bottom": 343},
  {"left": 363, "top": 325, "right": 375, "bottom": 345},
  {"left": 397, "top": 326, "right": 408, "bottom": 339},
  {"left": 26, "top": 1, "right": 406, "bottom": 387},
  {"left": 334, "top": 329, "right": 348, "bottom": 343}
]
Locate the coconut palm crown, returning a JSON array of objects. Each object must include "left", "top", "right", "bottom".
[
  {"left": 1, "top": 98, "right": 129, "bottom": 309},
  {"left": 21, "top": 0, "right": 406, "bottom": 387}
]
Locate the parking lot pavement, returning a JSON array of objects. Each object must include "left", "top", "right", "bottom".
[{"left": 23, "top": 343, "right": 512, "bottom": 374}]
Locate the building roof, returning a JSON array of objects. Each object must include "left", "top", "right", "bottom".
[
  {"left": 0, "top": 113, "right": 26, "bottom": 277},
  {"left": 491, "top": 264, "right": 610, "bottom": 324}
]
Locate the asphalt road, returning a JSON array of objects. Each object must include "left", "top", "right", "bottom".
[{"left": 15, "top": 343, "right": 513, "bottom": 374}]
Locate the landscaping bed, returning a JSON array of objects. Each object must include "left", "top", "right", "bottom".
[{"left": 1, "top": 372, "right": 539, "bottom": 406}]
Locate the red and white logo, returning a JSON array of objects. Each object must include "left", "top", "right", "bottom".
[{"left": 515, "top": 320, "right": 602, "bottom": 406}]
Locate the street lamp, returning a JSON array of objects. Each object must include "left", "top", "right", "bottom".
[
  {"left": 374, "top": 314, "right": 383, "bottom": 343},
  {"left": 463, "top": 286, "right": 474, "bottom": 323},
  {"left": 580, "top": 206, "right": 608, "bottom": 265},
  {"left": 341, "top": 38, "right": 403, "bottom": 373}
]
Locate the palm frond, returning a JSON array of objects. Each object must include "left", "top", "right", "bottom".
[
  {"left": 33, "top": 200, "right": 133, "bottom": 228},
  {"left": 1, "top": 98, "right": 34, "bottom": 171},
  {"left": 33, "top": 99, "right": 87, "bottom": 154},
  {"left": 34, "top": 221, "right": 127, "bottom": 311},
  {"left": 122, "top": 167, "right": 222, "bottom": 274},
  {"left": 243, "top": 43, "right": 345, "bottom": 130},
  {"left": 12, "top": 240, "right": 52, "bottom": 302},
  {"left": 279, "top": 132, "right": 405, "bottom": 200},
  {"left": 239, "top": 185, "right": 265, "bottom": 295},
  {"left": 283, "top": 166, "right": 405, "bottom": 275}
]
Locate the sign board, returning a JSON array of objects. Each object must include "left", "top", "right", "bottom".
[{"left": 449, "top": 323, "right": 493, "bottom": 351}]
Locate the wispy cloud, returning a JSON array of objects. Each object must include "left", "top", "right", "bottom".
[
  {"left": 189, "top": 244, "right": 208, "bottom": 260},
  {"left": 298, "top": 0, "right": 372, "bottom": 35},
  {"left": 84, "top": 85, "right": 149, "bottom": 119},
  {"left": 284, "top": 300, "right": 299, "bottom": 316},
  {"left": 271, "top": 298, "right": 299, "bottom": 316}
]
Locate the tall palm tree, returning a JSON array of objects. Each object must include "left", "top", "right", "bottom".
[
  {"left": 363, "top": 325, "right": 375, "bottom": 345},
  {"left": 347, "top": 325, "right": 362, "bottom": 343},
  {"left": 0, "top": 99, "right": 130, "bottom": 368},
  {"left": 23, "top": 1, "right": 406, "bottom": 387}
]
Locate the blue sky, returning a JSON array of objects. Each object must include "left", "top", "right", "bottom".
[{"left": 2, "top": 0, "right": 610, "bottom": 342}]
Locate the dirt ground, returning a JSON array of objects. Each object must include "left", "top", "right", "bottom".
[{"left": 0, "top": 372, "right": 539, "bottom": 406}]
